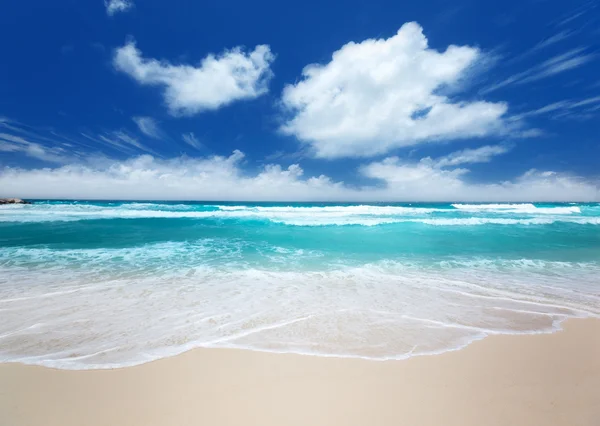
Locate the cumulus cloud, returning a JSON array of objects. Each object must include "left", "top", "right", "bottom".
[
  {"left": 133, "top": 116, "right": 161, "bottom": 139},
  {"left": 114, "top": 41, "right": 274, "bottom": 116},
  {"left": 105, "top": 0, "right": 133, "bottom": 16},
  {"left": 1, "top": 149, "right": 597, "bottom": 201},
  {"left": 360, "top": 156, "right": 597, "bottom": 201},
  {"left": 280, "top": 22, "right": 510, "bottom": 159},
  {"left": 0, "top": 151, "right": 341, "bottom": 201}
]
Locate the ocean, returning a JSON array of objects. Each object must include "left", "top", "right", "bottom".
[{"left": 0, "top": 201, "right": 599, "bottom": 369}]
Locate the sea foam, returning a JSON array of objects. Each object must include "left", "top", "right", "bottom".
[
  {"left": 1, "top": 201, "right": 599, "bottom": 369},
  {"left": 0, "top": 202, "right": 596, "bottom": 225},
  {"left": 1, "top": 245, "right": 599, "bottom": 369}
]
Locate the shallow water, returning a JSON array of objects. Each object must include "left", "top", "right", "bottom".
[{"left": 0, "top": 201, "right": 599, "bottom": 369}]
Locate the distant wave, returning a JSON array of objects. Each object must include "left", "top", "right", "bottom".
[
  {"left": 452, "top": 203, "right": 538, "bottom": 210},
  {"left": 268, "top": 217, "right": 600, "bottom": 226},
  {"left": 215, "top": 205, "right": 442, "bottom": 214},
  {"left": 2, "top": 213, "right": 600, "bottom": 225},
  {"left": 451, "top": 203, "right": 581, "bottom": 214},
  {"left": 0, "top": 202, "right": 598, "bottom": 225}
]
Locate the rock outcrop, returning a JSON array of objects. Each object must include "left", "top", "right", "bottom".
[{"left": 0, "top": 198, "right": 31, "bottom": 205}]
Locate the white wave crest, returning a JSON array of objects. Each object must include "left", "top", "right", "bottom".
[
  {"left": 274, "top": 217, "right": 600, "bottom": 226},
  {"left": 2, "top": 211, "right": 599, "bottom": 225},
  {"left": 452, "top": 203, "right": 581, "bottom": 214},
  {"left": 0, "top": 202, "right": 595, "bottom": 225},
  {"left": 215, "top": 205, "right": 441, "bottom": 214}
]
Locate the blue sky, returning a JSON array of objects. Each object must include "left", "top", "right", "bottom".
[{"left": 0, "top": 0, "right": 599, "bottom": 200}]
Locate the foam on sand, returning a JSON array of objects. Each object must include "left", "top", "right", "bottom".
[{"left": 1, "top": 251, "right": 598, "bottom": 369}]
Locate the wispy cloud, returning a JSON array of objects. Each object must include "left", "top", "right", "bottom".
[
  {"left": 0, "top": 132, "right": 71, "bottom": 163},
  {"left": 557, "top": 10, "right": 586, "bottom": 26},
  {"left": 0, "top": 120, "right": 92, "bottom": 163},
  {"left": 501, "top": 30, "right": 576, "bottom": 67},
  {"left": 514, "top": 95, "right": 600, "bottom": 120},
  {"left": 133, "top": 116, "right": 162, "bottom": 139},
  {"left": 570, "top": 95, "right": 600, "bottom": 108},
  {"left": 81, "top": 132, "right": 133, "bottom": 155},
  {"left": 428, "top": 145, "right": 511, "bottom": 168},
  {"left": 98, "top": 130, "right": 158, "bottom": 155},
  {"left": 262, "top": 149, "right": 309, "bottom": 163},
  {"left": 525, "top": 48, "right": 593, "bottom": 81},
  {"left": 532, "top": 30, "right": 575, "bottom": 51},
  {"left": 105, "top": 0, "right": 133, "bottom": 16},
  {"left": 482, "top": 48, "right": 594, "bottom": 94},
  {"left": 554, "top": 1, "right": 597, "bottom": 27},
  {"left": 0, "top": 118, "right": 164, "bottom": 162},
  {"left": 181, "top": 132, "right": 202, "bottom": 150}
]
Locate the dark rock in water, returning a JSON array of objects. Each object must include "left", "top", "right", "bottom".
[{"left": 0, "top": 198, "right": 31, "bottom": 205}]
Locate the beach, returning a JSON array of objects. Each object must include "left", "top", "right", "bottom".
[
  {"left": 3, "top": 0, "right": 600, "bottom": 422},
  {"left": 1, "top": 201, "right": 600, "bottom": 425},
  {"left": 2, "top": 318, "right": 599, "bottom": 426}
]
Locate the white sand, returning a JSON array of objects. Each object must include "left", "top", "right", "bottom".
[{"left": 1, "top": 318, "right": 599, "bottom": 426}]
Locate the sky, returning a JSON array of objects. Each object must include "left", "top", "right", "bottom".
[{"left": 0, "top": 0, "right": 599, "bottom": 201}]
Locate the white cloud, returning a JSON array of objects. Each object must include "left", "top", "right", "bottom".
[
  {"left": 427, "top": 144, "right": 510, "bottom": 168},
  {"left": 483, "top": 48, "right": 594, "bottom": 94},
  {"left": 523, "top": 48, "right": 593, "bottom": 82},
  {"left": 508, "top": 30, "right": 576, "bottom": 64},
  {"left": 514, "top": 96, "right": 600, "bottom": 120},
  {"left": 105, "top": 0, "right": 133, "bottom": 16},
  {"left": 0, "top": 133, "right": 71, "bottom": 163},
  {"left": 557, "top": 11, "right": 586, "bottom": 26},
  {"left": 1, "top": 149, "right": 597, "bottom": 201},
  {"left": 133, "top": 116, "right": 161, "bottom": 139},
  {"left": 280, "top": 22, "right": 509, "bottom": 159},
  {"left": 99, "top": 130, "right": 145, "bottom": 151},
  {"left": 182, "top": 132, "right": 202, "bottom": 149},
  {"left": 533, "top": 30, "right": 574, "bottom": 51},
  {"left": 114, "top": 41, "right": 274, "bottom": 116},
  {"left": 360, "top": 157, "right": 598, "bottom": 201},
  {"left": 571, "top": 96, "right": 600, "bottom": 108},
  {"left": 0, "top": 119, "right": 162, "bottom": 160}
]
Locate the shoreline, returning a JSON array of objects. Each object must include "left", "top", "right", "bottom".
[
  {"left": 0, "top": 314, "right": 587, "bottom": 371},
  {"left": 2, "top": 317, "right": 599, "bottom": 426}
]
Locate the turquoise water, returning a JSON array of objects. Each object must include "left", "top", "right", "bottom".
[{"left": 1, "top": 201, "right": 599, "bottom": 368}]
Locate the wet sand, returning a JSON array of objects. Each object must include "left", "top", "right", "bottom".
[{"left": 1, "top": 318, "right": 599, "bottom": 426}]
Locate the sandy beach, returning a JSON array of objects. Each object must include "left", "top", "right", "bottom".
[
  {"left": 3, "top": 0, "right": 600, "bottom": 423},
  {"left": 1, "top": 318, "right": 598, "bottom": 426}
]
